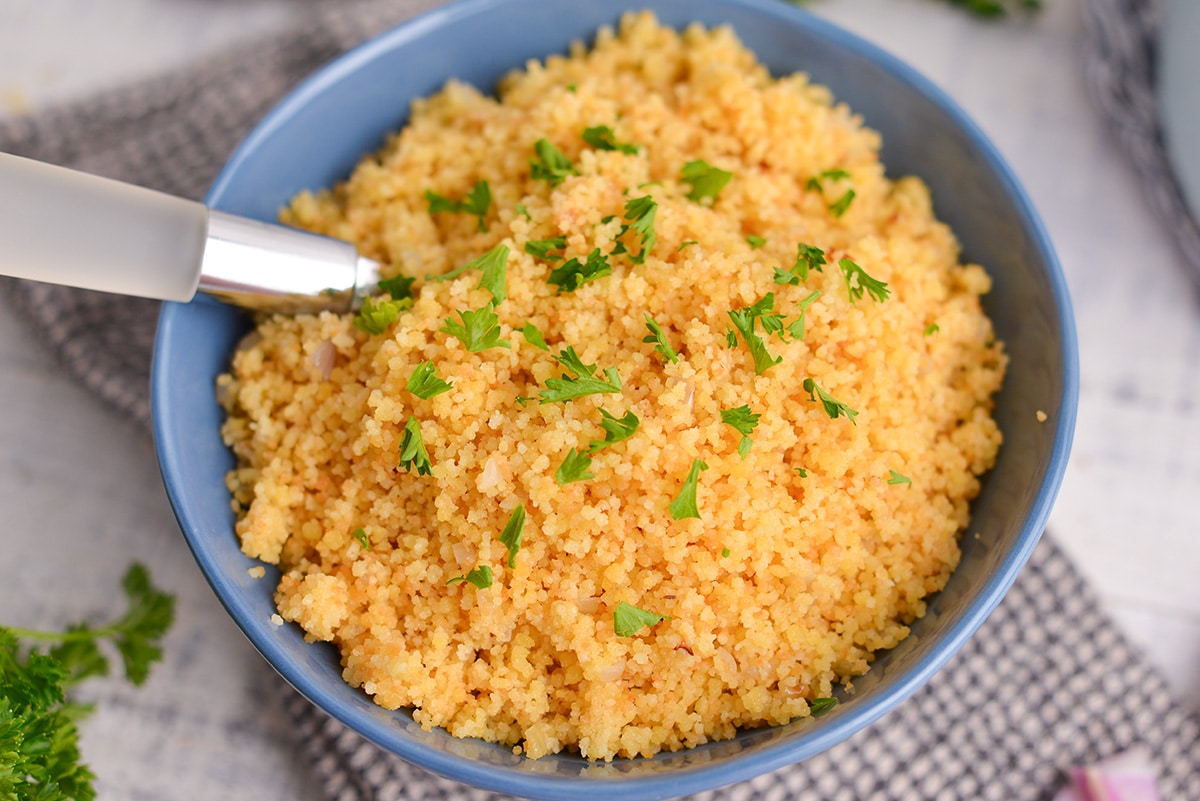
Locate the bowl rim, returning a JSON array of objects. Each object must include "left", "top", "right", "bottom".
[{"left": 154, "top": 0, "right": 1079, "bottom": 797}]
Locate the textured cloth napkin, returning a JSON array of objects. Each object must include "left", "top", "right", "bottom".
[{"left": 3, "top": 2, "right": 1199, "bottom": 799}]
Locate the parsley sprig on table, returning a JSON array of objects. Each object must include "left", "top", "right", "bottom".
[{"left": 1, "top": 564, "right": 174, "bottom": 801}]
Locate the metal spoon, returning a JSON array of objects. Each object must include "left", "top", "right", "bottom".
[{"left": 0, "top": 152, "right": 379, "bottom": 314}]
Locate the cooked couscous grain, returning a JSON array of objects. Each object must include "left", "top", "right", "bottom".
[{"left": 218, "top": 12, "right": 1006, "bottom": 760}]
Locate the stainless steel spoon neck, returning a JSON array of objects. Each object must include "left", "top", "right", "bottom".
[{"left": 198, "top": 210, "right": 379, "bottom": 314}]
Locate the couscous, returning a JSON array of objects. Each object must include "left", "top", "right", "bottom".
[{"left": 218, "top": 12, "right": 1007, "bottom": 760}]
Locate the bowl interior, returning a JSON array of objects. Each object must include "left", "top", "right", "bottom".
[{"left": 152, "top": 0, "right": 1077, "bottom": 798}]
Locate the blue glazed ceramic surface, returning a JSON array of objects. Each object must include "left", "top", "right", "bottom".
[{"left": 152, "top": 1, "right": 1078, "bottom": 798}]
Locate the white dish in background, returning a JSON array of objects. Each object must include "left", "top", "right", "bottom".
[{"left": 1160, "top": 0, "right": 1200, "bottom": 221}]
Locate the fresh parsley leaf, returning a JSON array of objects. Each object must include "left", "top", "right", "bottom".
[
  {"left": 924, "top": 323, "right": 940, "bottom": 336},
  {"left": 429, "top": 244, "right": 509, "bottom": 304},
  {"left": 838, "top": 258, "right": 891, "bottom": 304},
  {"left": 555, "top": 448, "right": 595, "bottom": 485},
  {"left": 425, "top": 179, "right": 492, "bottom": 231},
  {"left": 521, "top": 322, "right": 550, "bottom": 351},
  {"left": 407, "top": 360, "right": 454, "bottom": 399},
  {"left": 525, "top": 235, "right": 567, "bottom": 262},
  {"left": 887, "top": 470, "right": 912, "bottom": 486},
  {"left": 441, "top": 303, "right": 511, "bottom": 352},
  {"left": 728, "top": 295, "right": 783, "bottom": 374},
  {"left": 586, "top": 408, "right": 639, "bottom": 453},
  {"left": 805, "top": 168, "right": 851, "bottom": 194},
  {"left": 725, "top": 328, "right": 739, "bottom": 348},
  {"left": 721, "top": 405, "right": 761, "bottom": 459},
  {"left": 773, "top": 266, "right": 800, "bottom": 286},
  {"left": 642, "top": 314, "right": 679, "bottom": 364},
  {"left": 680, "top": 159, "right": 733, "bottom": 203},
  {"left": 377, "top": 274, "right": 416, "bottom": 301},
  {"left": 548, "top": 248, "right": 612, "bottom": 293},
  {"left": 353, "top": 296, "right": 406, "bottom": 335},
  {"left": 398, "top": 416, "right": 433, "bottom": 475},
  {"left": 352, "top": 528, "right": 370, "bottom": 549},
  {"left": 746, "top": 234, "right": 766, "bottom": 249},
  {"left": 669, "top": 458, "right": 709, "bottom": 520},
  {"left": 581, "top": 125, "right": 639, "bottom": 155},
  {"left": 530, "top": 138, "right": 577, "bottom": 186},
  {"left": 539, "top": 347, "right": 623, "bottom": 403},
  {"left": 810, "top": 697, "right": 838, "bottom": 716},
  {"left": 613, "top": 602, "right": 668, "bottom": 637},
  {"left": 498, "top": 506, "right": 525, "bottom": 568},
  {"left": 802, "top": 378, "right": 859, "bottom": 425},
  {"left": 828, "top": 189, "right": 856, "bottom": 218},
  {"left": 446, "top": 565, "right": 494, "bottom": 589},
  {"left": 612, "top": 195, "right": 657, "bottom": 264},
  {"left": 786, "top": 290, "right": 822, "bottom": 341},
  {"left": 793, "top": 243, "right": 827, "bottom": 282}
]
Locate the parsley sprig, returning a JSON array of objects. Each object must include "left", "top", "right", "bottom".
[
  {"left": 728, "top": 294, "right": 783, "bottom": 374},
  {"left": 354, "top": 296, "right": 408, "bottom": 335},
  {"left": 398, "top": 416, "right": 434, "bottom": 475},
  {"left": 611, "top": 195, "right": 658, "bottom": 264},
  {"left": 803, "top": 379, "right": 859, "bottom": 425},
  {"left": 407, "top": 361, "right": 454, "bottom": 399},
  {"left": 669, "top": 458, "right": 709, "bottom": 520},
  {"left": 548, "top": 248, "right": 612, "bottom": 293},
  {"left": 429, "top": 244, "right": 510, "bottom": 304},
  {"left": 1, "top": 565, "right": 174, "bottom": 801},
  {"left": 586, "top": 409, "right": 640, "bottom": 453},
  {"left": 838, "top": 258, "right": 891, "bottom": 304},
  {"left": 613, "top": 602, "right": 668, "bottom": 637},
  {"left": 441, "top": 304, "right": 511, "bottom": 352},
  {"left": 642, "top": 315, "right": 679, "bottom": 364},
  {"left": 582, "top": 125, "right": 639, "bottom": 155}
]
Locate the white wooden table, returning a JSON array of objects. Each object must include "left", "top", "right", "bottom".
[{"left": 2, "top": 1, "right": 1197, "bottom": 798}]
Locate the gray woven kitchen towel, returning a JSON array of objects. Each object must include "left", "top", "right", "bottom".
[{"left": 2, "top": 1, "right": 1199, "bottom": 799}]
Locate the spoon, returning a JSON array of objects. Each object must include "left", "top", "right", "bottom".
[{"left": 0, "top": 152, "right": 380, "bottom": 314}]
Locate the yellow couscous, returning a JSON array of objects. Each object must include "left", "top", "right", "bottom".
[{"left": 218, "top": 12, "right": 1007, "bottom": 761}]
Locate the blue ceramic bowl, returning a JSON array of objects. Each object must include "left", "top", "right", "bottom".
[{"left": 152, "top": 1, "right": 1078, "bottom": 798}]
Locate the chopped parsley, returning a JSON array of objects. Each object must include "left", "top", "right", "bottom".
[
  {"left": 441, "top": 303, "right": 511, "bottom": 352},
  {"left": 669, "top": 458, "right": 709, "bottom": 520},
  {"left": 581, "top": 125, "right": 639, "bottom": 155},
  {"left": 746, "top": 234, "right": 766, "bottom": 249},
  {"left": 539, "top": 346, "right": 623, "bottom": 403},
  {"left": 515, "top": 203, "right": 531, "bottom": 220},
  {"left": 586, "top": 408, "right": 640, "bottom": 453},
  {"left": 795, "top": 467, "right": 809, "bottom": 478},
  {"left": 425, "top": 178, "right": 492, "bottom": 231},
  {"left": 803, "top": 379, "right": 859, "bottom": 425},
  {"left": 525, "top": 235, "right": 567, "bottom": 262},
  {"left": 530, "top": 138, "right": 577, "bottom": 185},
  {"left": 924, "top": 323, "right": 940, "bottom": 336},
  {"left": 677, "top": 240, "right": 698, "bottom": 252},
  {"left": 725, "top": 328, "right": 739, "bottom": 348},
  {"left": 613, "top": 601, "right": 668, "bottom": 637},
  {"left": 721, "top": 405, "right": 761, "bottom": 459},
  {"left": 407, "top": 360, "right": 454, "bottom": 399},
  {"left": 429, "top": 244, "right": 510, "bottom": 304},
  {"left": 887, "top": 470, "right": 912, "bottom": 486},
  {"left": 805, "top": 168, "right": 850, "bottom": 193},
  {"left": 398, "top": 416, "right": 433, "bottom": 475},
  {"left": 786, "top": 290, "right": 822, "bottom": 341},
  {"left": 353, "top": 296, "right": 406, "bottom": 335},
  {"left": 611, "top": 195, "right": 657, "bottom": 264},
  {"left": 351, "top": 527, "right": 370, "bottom": 549},
  {"left": 838, "top": 258, "right": 891, "bottom": 304},
  {"left": 446, "top": 565, "right": 493, "bottom": 589},
  {"left": 521, "top": 321, "right": 550, "bottom": 350},
  {"left": 721, "top": 547, "right": 731, "bottom": 558},
  {"left": 828, "top": 189, "right": 857, "bottom": 218},
  {"left": 727, "top": 294, "right": 783, "bottom": 374},
  {"left": 794, "top": 243, "right": 827, "bottom": 281},
  {"left": 377, "top": 274, "right": 416, "bottom": 301},
  {"left": 642, "top": 314, "right": 679, "bottom": 364},
  {"left": 498, "top": 506, "right": 525, "bottom": 568},
  {"left": 555, "top": 448, "right": 595, "bottom": 485},
  {"left": 680, "top": 159, "right": 733, "bottom": 203},
  {"left": 548, "top": 247, "right": 612, "bottom": 293},
  {"left": 810, "top": 697, "right": 838, "bottom": 716}
]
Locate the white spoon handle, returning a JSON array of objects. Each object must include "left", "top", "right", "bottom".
[{"left": 0, "top": 152, "right": 208, "bottom": 302}]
